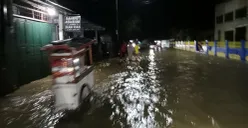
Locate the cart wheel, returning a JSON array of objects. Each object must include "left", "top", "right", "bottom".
[{"left": 79, "top": 84, "right": 92, "bottom": 105}]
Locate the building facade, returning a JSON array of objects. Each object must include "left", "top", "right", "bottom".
[
  {"left": 0, "top": 0, "right": 105, "bottom": 96},
  {"left": 215, "top": 0, "right": 248, "bottom": 41}
]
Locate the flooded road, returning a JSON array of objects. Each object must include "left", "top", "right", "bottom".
[{"left": 1, "top": 49, "right": 248, "bottom": 128}]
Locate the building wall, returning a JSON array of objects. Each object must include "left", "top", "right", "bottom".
[{"left": 215, "top": 0, "right": 248, "bottom": 41}]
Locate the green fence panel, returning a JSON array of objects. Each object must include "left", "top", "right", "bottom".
[{"left": 13, "top": 18, "right": 55, "bottom": 85}]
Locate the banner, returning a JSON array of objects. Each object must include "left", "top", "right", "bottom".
[{"left": 64, "top": 15, "right": 81, "bottom": 32}]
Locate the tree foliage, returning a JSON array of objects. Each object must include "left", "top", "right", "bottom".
[{"left": 123, "top": 15, "right": 142, "bottom": 39}]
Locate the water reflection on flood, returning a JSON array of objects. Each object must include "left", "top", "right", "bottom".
[
  {"left": 0, "top": 89, "right": 64, "bottom": 128},
  {"left": 105, "top": 49, "right": 169, "bottom": 128},
  {"left": 1, "top": 49, "right": 248, "bottom": 128}
]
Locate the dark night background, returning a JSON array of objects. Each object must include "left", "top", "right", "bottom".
[{"left": 58, "top": 0, "right": 223, "bottom": 39}]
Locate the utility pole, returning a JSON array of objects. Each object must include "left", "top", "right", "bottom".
[{"left": 115, "top": 0, "right": 119, "bottom": 42}]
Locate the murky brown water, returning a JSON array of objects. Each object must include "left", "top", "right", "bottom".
[{"left": 1, "top": 49, "right": 248, "bottom": 128}]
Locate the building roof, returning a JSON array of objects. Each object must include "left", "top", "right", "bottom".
[
  {"left": 44, "top": 0, "right": 75, "bottom": 13},
  {"left": 81, "top": 17, "right": 105, "bottom": 31},
  {"left": 15, "top": 0, "right": 105, "bottom": 31},
  {"left": 45, "top": 0, "right": 105, "bottom": 31}
]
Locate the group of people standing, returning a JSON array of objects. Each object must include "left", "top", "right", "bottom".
[{"left": 120, "top": 40, "right": 140, "bottom": 62}]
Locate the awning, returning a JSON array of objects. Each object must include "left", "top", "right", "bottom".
[{"left": 81, "top": 17, "right": 105, "bottom": 31}]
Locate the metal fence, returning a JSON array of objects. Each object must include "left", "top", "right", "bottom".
[{"left": 175, "top": 40, "right": 248, "bottom": 61}]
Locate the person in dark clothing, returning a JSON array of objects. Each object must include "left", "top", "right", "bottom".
[
  {"left": 120, "top": 41, "right": 127, "bottom": 59},
  {"left": 198, "top": 42, "right": 204, "bottom": 51},
  {"left": 101, "top": 41, "right": 107, "bottom": 58}
]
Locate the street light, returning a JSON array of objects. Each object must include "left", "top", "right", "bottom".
[{"left": 47, "top": 7, "right": 56, "bottom": 16}]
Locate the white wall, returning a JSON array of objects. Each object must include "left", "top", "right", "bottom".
[
  {"left": 161, "top": 40, "right": 170, "bottom": 48},
  {"left": 58, "top": 14, "right": 64, "bottom": 40}
]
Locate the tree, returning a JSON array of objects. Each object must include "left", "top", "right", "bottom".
[
  {"left": 122, "top": 15, "right": 142, "bottom": 39},
  {"left": 170, "top": 28, "right": 192, "bottom": 41}
]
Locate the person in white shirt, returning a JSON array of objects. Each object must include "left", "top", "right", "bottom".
[{"left": 127, "top": 42, "right": 134, "bottom": 61}]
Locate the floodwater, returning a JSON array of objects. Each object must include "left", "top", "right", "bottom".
[{"left": 1, "top": 49, "right": 248, "bottom": 128}]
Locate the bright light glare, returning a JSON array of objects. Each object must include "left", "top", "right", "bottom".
[
  {"left": 73, "top": 58, "right": 80, "bottom": 64},
  {"left": 60, "top": 67, "right": 74, "bottom": 72},
  {"left": 132, "top": 43, "right": 136, "bottom": 47},
  {"left": 149, "top": 49, "right": 155, "bottom": 55},
  {"left": 3, "top": 6, "right": 7, "bottom": 14},
  {"left": 47, "top": 8, "right": 56, "bottom": 16},
  {"left": 75, "top": 66, "right": 80, "bottom": 70},
  {"left": 150, "top": 45, "right": 154, "bottom": 49},
  {"left": 130, "top": 40, "right": 133, "bottom": 43}
]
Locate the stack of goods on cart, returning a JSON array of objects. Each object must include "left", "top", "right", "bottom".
[{"left": 41, "top": 37, "right": 95, "bottom": 84}]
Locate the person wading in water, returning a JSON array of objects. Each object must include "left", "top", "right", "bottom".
[
  {"left": 134, "top": 42, "right": 140, "bottom": 61},
  {"left": 127, "top": 42, "right": 134, "bottom": 61},
  {"left": 119, "top": 41, "right": 127, "bottom": 62}
]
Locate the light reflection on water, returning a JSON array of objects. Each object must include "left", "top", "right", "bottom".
[
  {"left": 0, "top": 90, "right": 65, "bottom": 128},
  {"left": 105, "top": 49, "right": 169, "bottom": 128},
  {"left": 1, "top": 49, "right": 248, "bottom": 128}
]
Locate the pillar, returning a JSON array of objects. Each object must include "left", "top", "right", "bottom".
[
  {"left": 233, "top": 29, "right": 236, "bottom": 42},
  {"left": 95, "top": 29, "right": 98, "bottom": 44},
  {"left": 214, "top": 40, "right": 217, "bottom": 56},
  {"left": 240, "top": 40, "right": 246, "bottom": 61},
  {"left": 89, "top": 45, "right": 93, "bottom": 65},
  {"left": 81, "top": 26, "right": 84, "bottom": 38},
  {"left": 225, "top": 40, "right": 229, "bottom": 59},
  {"left": 58, "top": 14, "right": 64, "bottom": 40},
  {"left": 246, "top": 26, "right": 248, "bottom": 41}
]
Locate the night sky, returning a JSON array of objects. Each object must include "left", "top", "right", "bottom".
[{"left": 58, "top": 0, "right": 221, "bottom": 38}]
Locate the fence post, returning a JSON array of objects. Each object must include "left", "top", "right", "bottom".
[
  {"left": 206, "top": 40, "right": 209, "bottom": 55},
  {"left": 240, "top": 40, "right": 246, "bottom": 61},
  {"left": 225, "top": 40, "right": 229, "bottom": 59},
  {"left": 214, "top": 40, "right": 217, "bottom": 56},
  {"left": 184, "top": 41, "right": 186, "bottom": 50},
  {"left": 182, "top": 41, "right": 184, "bottom": 50},
  {"left": 188, "top": 41, "right": 190, "bottom": 51}
]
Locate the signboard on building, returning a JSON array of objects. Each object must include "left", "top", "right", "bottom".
[{"left": 64, "top": 15, "right": 81, "bottom": 32}]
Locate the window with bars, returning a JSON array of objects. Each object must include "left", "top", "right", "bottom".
[
  {"left": 216, "top": 15, "right": 223, "bottom": 24},
  {"left": 225, "top": 12, "right": 233, "bottom": 22},
  {"left": 235, "top": 27, "right": 246, "bottom": 41},
  {"left": 235, "top": 7, "right": 247, "bottom": 19},
  {"left": 13, "top": 4, "right": 50, "bottom": 22}
]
